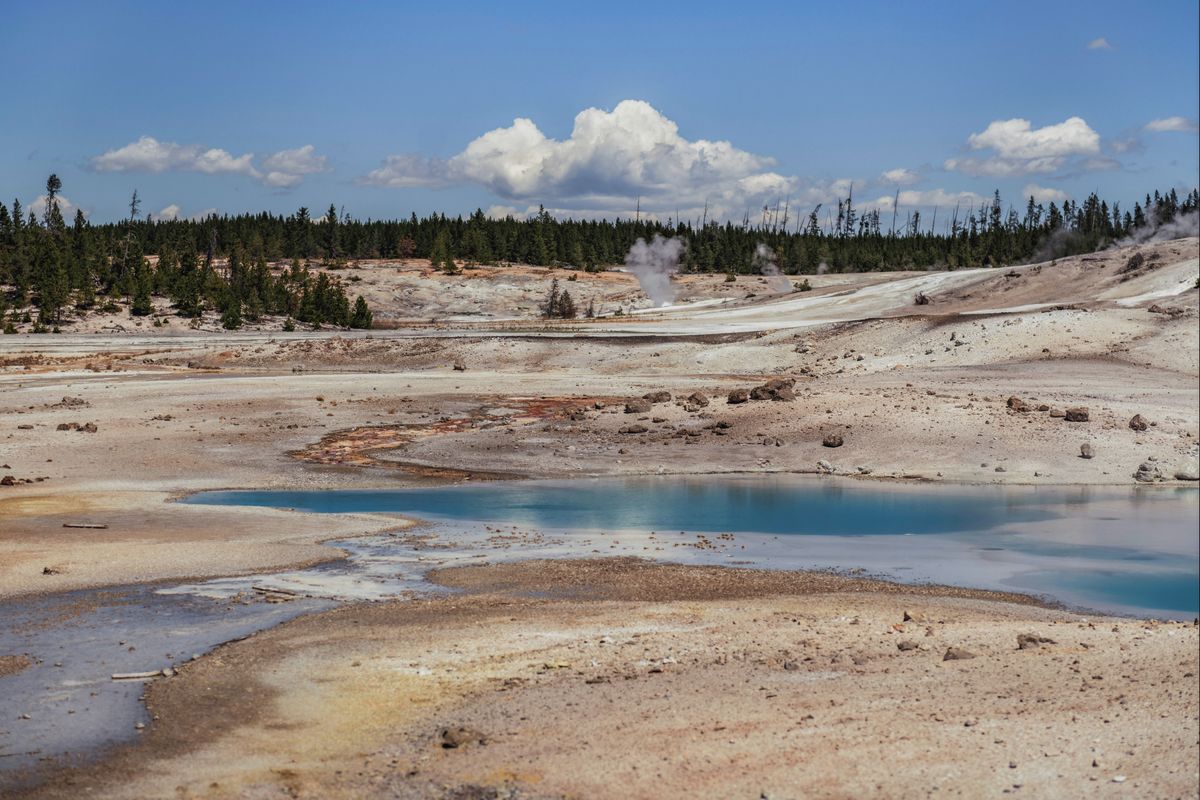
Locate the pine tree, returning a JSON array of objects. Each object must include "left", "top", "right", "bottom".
[
  {"left": 542, "top": 278, "right": 560, "bottom": 318},
  {"left": 350, "top": 295, "right": 373, "bottom": 329},
  {"left": 557, "top": 289, "right": 576, "bottom": 319}
]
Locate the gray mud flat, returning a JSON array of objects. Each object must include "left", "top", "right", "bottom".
[{"left": 0, "top": 586, "right": 330, "bottom": 792}]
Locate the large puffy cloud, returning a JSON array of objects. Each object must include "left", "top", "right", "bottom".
[
  {"left": 946, "top": 117, "right": 1102, "bottom": 177},
  {"left": 1144, "top": 116, "right": 1199, "bottom": 134},
  {"left": 92, "top": 137, "right": 327, "bottom": 188},
  {"left": 360, "top": 100, "right": 806, "bottom": 220}
]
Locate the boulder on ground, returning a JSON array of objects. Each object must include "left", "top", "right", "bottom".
[
  {"left": 642, "top": 390, "right": 672, "bottom": 404},
  {"left": 1128, "top": 414, "right": 1148, "bottom": 432},
  {"left": 1133, "top": 461, "right": 1166, "bottom": 483},
  {"left": 727, "top": 389, "right": 750, "bottom": 404},
  {"left": 619, "top": 424, "right": 649, "bottom": 434},
  {"left": 624, "top": 399, "right": 652, "bottom": 414},
  {"left": 0, "top": 475, "right": 14, "bottom": 486},
  {"left": 822, "top": 433, "right": 844, "bottom": 448},
  {"left": 80, "top": 422, "right": 98, "bottom": 433},
  {"left": 1080, "top": 443, "right": 1094, "bottom": 459},
  {"left": 452, "top": 361, "right": 466, "bottom": 372},
  {"left": 1048, "top": 408, "right": 1066, "bottom": 418},
  {"left": 750, "top": 378, "right": 797, "bottom": 401},
  {"left": 1017, "top": 633, "right": 1056, "bottom": 650},
  {"left": 942, "top": 647, "right": 977, "bottom": 661},
  {"left": 816, "top": 459, "right": 835, "bottom": 474},
  {"left": 1064, "top": 407, "right": 1089, "bottom": 422},
  {"left": 686, "top": 391, "right": 709, "bottom": 408}
]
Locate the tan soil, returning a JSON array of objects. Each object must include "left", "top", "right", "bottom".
[{"left": 16, "top": 559, "right": 1199, "bottom": 799}]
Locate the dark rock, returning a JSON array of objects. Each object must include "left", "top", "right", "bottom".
[
  {"left": 942, "top": 647, "right": 977, "bottom": 661},
  {"left": 1080, "top": 443, "right": 1094, "bottom": 459},
  {"left": 1128, "top": 414, "right": 1148, "bottom": 432},
  {"left": 452, "top": 361, "right": 466, "bottom": 371},
  {"left": 1064, "top": 407, "right": 1089, "bottom": 422},
  {"left": 686, "top": 391, "right": 709, "bottom": 408},
  {"left": 1017, "top": 633, "right": 1056, "bottom": 650},
  {"left": 642, "top": 390, "right": 672, "bottom": 404},
  {"left": 0, "top": 475, "right": 15, "bottom": 486},
  {"left": 897, "top": 640, "right": 920, "bottom": 652},
  {"left": 80, "top": 422, "right": 98, "bottom": 433},
  {"left": 822, "top": 433, "right": 844, "bottom": 448},
  {"left": 619, "top": 424, "right": 649, "bottom": 434},
  {"left": 624, "top": 399, "right": 652, "bottom": 414},
  {"left": 440, "top": 726, "right": 487, "bottom": 749},
  {"left": 727, "top": 389, "right": 750, "bottom": 404},
  {"left": 750, "top": 378, "right": 797, "bottom": 401}
]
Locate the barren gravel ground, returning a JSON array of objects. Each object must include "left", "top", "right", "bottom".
[{"left": 1, "top": 239, "right": 1198, "bottom": 797}]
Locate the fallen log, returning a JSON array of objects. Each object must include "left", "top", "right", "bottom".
[{"left": 111, "top": 670, "right": 163, "bottom": 680}]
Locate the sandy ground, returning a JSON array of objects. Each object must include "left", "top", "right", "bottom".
[
  {"left": 1, "top": 238, "right": 1198, "bottom": 797},
  {"left": 16, "top": 559, "right": 1199, "bottom": 799}
]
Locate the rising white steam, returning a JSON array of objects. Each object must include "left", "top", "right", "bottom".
[
  {"left": 753, "top": 243, "right": 792, "bottom": 292},
  {"left": 1113, "top": 210, "right": 1200, "bottom": 248},
  {"left": 625, "top": 235, "right": 685, "bottom": 306}
]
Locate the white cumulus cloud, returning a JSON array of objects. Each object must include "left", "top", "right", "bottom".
[
  {"left": 946, "top": 117, "right": 1102, "bottom": 177},
  {"left": 1087, "top": 37, "right": 1113, "bottom": 50},
  {"left": 260, "top": 145, "right": 330, "bottom": 188},
  {"left": 865, "top": 188, "right": 985, "bottom": 212},
  {"left": 27, "top": 194, "right": 84, "bottom": 220},
  {"left": 1021, "top": 183, "right": 1070, "bottom": 204},
  {"left": 359, "top": 99, "right": 801, "bottom": 220},
  {"left": 879, "top": 168, "right": 920, "bottom": 186},
  {"left": 1144, "top": 116, "right": 1199, "bottom": 133},
  {"left": 92, "top": 137, "right": 328, "bottom": 188},
  {"left": 153, "top": 204, "right": 182, "bottom": 221}
]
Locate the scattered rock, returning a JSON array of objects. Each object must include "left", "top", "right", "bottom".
[
  {"left": 452, "top": 361, "right": 466, "bottom": 371},
  {"left": 0, "top": 476, "right": 15, "bottom": 486},
  {"left": 440, "top": 726, "right": 487, "bottom": 749},
  {"left": 942, "top": 647, "right": 977, "bottom": 661},
  {"left": 822, "top": 433, "right": 844, "bottom": 448},
  {"left": 914, "top": 292, "right": 931, "bottom": 306},
  {"left": 816, "top": 460, "right": 835, "bottom": 474},
  {"left": 1064, "top": 407, "right": 1089, "bottom": 422},
  {"left": 686, "top": 391, "right": 709, "bottom": 408},
  {"left": 1134, "top": 461, "right": 1167, "bottom": 483},
  {"left": 897, "top": 640, "right": 920, "bottom": 652},
  {"left": 1080, "top": 443, "right": 1094, "bottom": 460},
  {"left": 902, "top": 610, "right": 927, "bottom": 623},
  {"left": 619, "top": 424, "right": 649, "bottom": 434},
  {"left": 1128, "top": 414, "right": 1148, "bottom": 432},
  {"left": 642, "top": 390, "right": 672, "bottom": 404},
  {"left": 1017, "top": 633, "right": 1056, "bottom": 650},
  {"left": 1048, "top": 408, "right": 1066, "bottom": 418},
  {"left": 727, "top": 389, "right": 750, "bottom": 404},
  {"left": 750, "top": 378, "right": 796, "bottom": 402},
  {"left": 624, "top": 399, "right": 652, "bottom": 414},
  {"left": 1173, "top": 460, "right": 1199, "bottom": 481}
]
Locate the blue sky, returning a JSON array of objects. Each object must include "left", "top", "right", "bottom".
[{"left": 2, "top": 0, "right": 1197, "bottom": 225}]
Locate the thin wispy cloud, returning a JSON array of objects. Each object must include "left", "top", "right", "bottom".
[
  {"left": 91, "top": 136, "right": 328, "bottom": 189},
  {"left": 1086, "top": 37, "right": 1113, "bottom": 50},
  {"left": 1144, "top": 116, "right": 1199, "bottom": 133}
]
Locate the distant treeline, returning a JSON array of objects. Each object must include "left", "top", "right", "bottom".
[{"left": 1, "top": 177, "right": 1196, "bottom": 329}]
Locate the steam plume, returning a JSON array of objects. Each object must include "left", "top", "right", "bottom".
[
  {"left": 753, "top": 243, "right": 792, "bottom": 292},
  {"left": 625, "top": 235, "right": 684, "bottom": 306}
]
